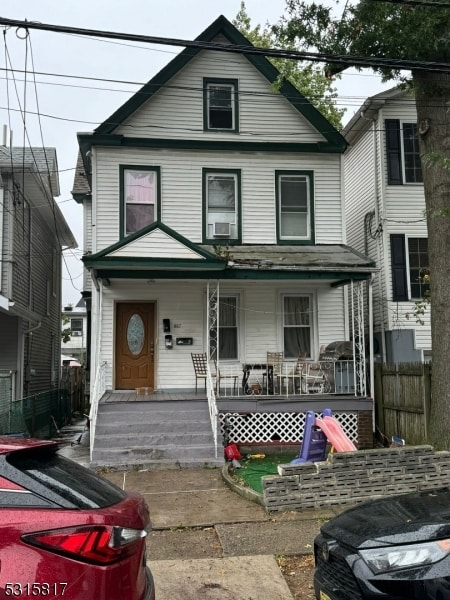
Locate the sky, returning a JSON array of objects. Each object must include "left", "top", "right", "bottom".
[{"left": 0, "top": 0, "right": 391, "bottom": 306}]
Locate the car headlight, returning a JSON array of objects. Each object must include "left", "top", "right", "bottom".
[{"left": 360, "top": 539, "right": 450, "bottom": 574}]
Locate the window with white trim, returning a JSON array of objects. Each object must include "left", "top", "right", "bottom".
[
  {"left": 71, "top": 318, "right": 83, "bottom": 337},
  {"left": 408, "top": 237, "right": 429, "bottom": 299},
  {"left": 385, "top": 120, "right": 423, "bottom": 185},
  {"left": 402, "top": 123, "right": 423, "bottom": 183},
  {"left": 121, "top": 167, "right": 158, "bottom": 236},
  {"left": 282, "top": 295, "right": 312, "bottom": 359}
]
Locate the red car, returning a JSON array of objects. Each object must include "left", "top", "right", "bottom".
[{"left": 0, "top": 437, "right": 155, "bottom": 600}]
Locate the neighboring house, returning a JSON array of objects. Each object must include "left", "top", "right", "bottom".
[
  {"left": 72, "top": 16, "right": 376, "bottom": 462},
  {"left": 61, "top": 297, "right": 88, "bottom": 365},
  {"left": 0, "top": 145, "right": 77, "bottom": 433},
  {"left": 343, "top": 87, "right": 430, "bottom": 363}
]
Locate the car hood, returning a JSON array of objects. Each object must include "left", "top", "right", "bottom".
[{"left": 321, "top": 487, "right": 450, "bottom": 549}]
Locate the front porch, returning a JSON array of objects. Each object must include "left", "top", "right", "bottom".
[{"left": 95, "top": 389, "right": 373, "bottom": 467}]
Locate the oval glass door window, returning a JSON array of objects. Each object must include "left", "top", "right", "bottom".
[{"left": 127, "top": 314, "right": 145, "bottom": 355}]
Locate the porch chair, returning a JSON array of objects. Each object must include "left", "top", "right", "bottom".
[
  {"left": 216, "top": 366, "right": 240, "bottom": 396},
  {"left": 300, "top": 361, "right": 329, "bottom": 394},
  {"left": 191, "top": 353, "right": 217, "bottom": 393},
  {"left": 280, "top": 355, "right": 306, "bottom": 394},
  {"left": 265, "top": 351, "right": 284, "bottom": 394}
]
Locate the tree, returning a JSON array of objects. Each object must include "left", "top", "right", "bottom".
[
  {"left": 61, "top": 313, "right": 71, "bottom": 343},
  {"left": 233, "top": 2, "right": 345, "bottom": 129},
  {"left": 274, "top": 0, "right": 450, "bottom": 449}
]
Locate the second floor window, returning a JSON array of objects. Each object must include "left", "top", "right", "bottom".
[
  {"left": 204, "top": 169, "right": 240, "bottom": 242},
  {"left": 203, "top": 78, "right": 239, "bottom": 132},
  {"left": 121, "top": 166, "right": 159, "bottom": 237},
  {"left": 276, "top": 171, "right": 314, "bottom": 243},
  {"left": 71, "top": 318, "right": 83, "bottom": 336}
]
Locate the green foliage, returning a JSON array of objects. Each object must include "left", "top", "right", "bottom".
[
  {"left": 233, "top": 2, "right": 345, "bottom": 129},
  {"left": 61, "top": 313, "right": 71, "bottom": 343},
  {"left": 275, "top": 0, "right": 450, "bottom": 79}
]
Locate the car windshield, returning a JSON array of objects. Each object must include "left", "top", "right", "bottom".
[{"left": 7, "top": 448, "right": 126, "bottom": 509}]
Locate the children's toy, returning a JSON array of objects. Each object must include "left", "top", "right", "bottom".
[
  {"left": 291, "top": 408, "right": 332, "bottom": 464},
  {"left": 315, "top": 415, "right": 357, "bottom": 452}
]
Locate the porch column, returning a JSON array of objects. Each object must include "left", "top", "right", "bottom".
[
  {"left": 206, "top": 281, "right": 220, "bottom": 363},
  {"left": 351, "top": 280, "right": 367, "bottom": 396}
]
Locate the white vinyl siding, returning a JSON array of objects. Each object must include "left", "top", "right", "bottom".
[
  {"left": 344, "top": 93, "right": 430, "bottom": 352},
  {"left": 84, "top": 201, "right": 92, "bottom": 292},
  {"left": 93, "top": 147, "right": 343, "bottom": 252},
  {"left": 116, "top": 44, "right": 325, "bottom": 144},
  {"left": 97, "top": 281, "right": 347, "bottom": 391},
  {"left": 107, "top": 228, "right": 205, "bottom": 259}
]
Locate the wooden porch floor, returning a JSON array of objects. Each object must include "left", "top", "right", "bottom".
[{"left": 99, "top": 389, "right": 368, "bottom": 408}]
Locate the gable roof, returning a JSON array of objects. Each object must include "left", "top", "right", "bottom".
[
  {"left": 343, "top": 86, "right": 412, "bottom": 146},
  {"left": 83, "top": 221, "right": 226, "bottom": 270},
  {"left": 94, "top": 15, "right": 345, "bottom": 149}
]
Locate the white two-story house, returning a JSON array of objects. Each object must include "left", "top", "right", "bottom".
[
  {"left": 73, "top": 16, "right": 376, "bottom": 462},
  {"left": 343, "top": 87, "right": 429, "bottom": 363}
]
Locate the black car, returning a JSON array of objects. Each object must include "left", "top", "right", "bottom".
[{"left": 314, "top": 487, "right": 450, "bottom": 600}]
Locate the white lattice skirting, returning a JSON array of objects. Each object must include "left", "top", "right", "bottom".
[{"left": 219, "top": 411, "right": 359, "bottom": 445}]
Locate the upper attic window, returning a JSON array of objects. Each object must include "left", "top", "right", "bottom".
[{"left": 203, "top": 78, "right": 239, "bottom": 132}]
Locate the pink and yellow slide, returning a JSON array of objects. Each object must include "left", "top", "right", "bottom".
[{"left": 315, "top": 415, "right": 357, "bottom": 452}]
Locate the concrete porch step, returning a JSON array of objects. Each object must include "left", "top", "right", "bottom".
[
  {"left": 92, "top": 398, "right": 223, "bottom": 470},
  {"left": 92, "top": 444, "right": 222, "bottom": 465},
  {"left": 95, "top": 431, "right": 217, "bottom": 447},
  {"left": 95, "top": 417, "right": 212, "bottom": 434}
]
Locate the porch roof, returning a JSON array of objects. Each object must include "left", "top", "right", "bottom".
[{"left": 84, "top": 225, "right": 376, "bottom": 283}]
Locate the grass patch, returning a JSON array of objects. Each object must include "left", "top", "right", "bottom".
[{"left": 235, "top": 452, "right": 297, "bottom": 494}]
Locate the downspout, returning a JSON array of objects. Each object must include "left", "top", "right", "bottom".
[
  {"left": 368, "top": 276, "right": 375, "bottom": 432},
  {"left": 361, "top": 113, "right": 386, "bottom": 362}
]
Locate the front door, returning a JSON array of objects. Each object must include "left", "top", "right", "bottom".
[{"left": 115, "top": 302, "right": 155, "bottom": 390}]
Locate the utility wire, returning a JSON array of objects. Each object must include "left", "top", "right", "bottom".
[
  {"left": 370, "top": 0, "right": 450, "bottom": 7},
  {"left": 0, "top": 17, "right": 449, "bottom": 73}
]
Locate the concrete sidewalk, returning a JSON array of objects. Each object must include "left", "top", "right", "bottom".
[
  {"left": 59, "top": 423, "right": 335, "bottom": 599},
  {"left": 102, "top": 467, "right": 336, "bottom": 600}
]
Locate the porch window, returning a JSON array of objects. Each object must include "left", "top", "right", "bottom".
[
  {"left": 276, "top": 171, "right": 314, "bottom": 243},
  {"left": 203, "top": 78, "right": 239, "bottom": 132},
  {"left": 218, "top": 296, "right": 238, "bottom": 360},
  {"left": 203, "top": 169, "right": 240, "bottom": 242},
  {"left": 283, "top": 295, "right": 311, "bottom": 359},
  {"left": 120, "top": 166, "right": 160, "bottom": 237}
]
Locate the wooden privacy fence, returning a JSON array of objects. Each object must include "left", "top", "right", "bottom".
[
  {"left": 374, "top": 362, "right": 431, "bottom": 445},
  {"left": 60, "top": 366, "right": 86, "bottom": 414}
]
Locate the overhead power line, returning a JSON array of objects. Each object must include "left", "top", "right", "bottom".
[
  {"left": 0, "top": 16, "right": 449, "bottom": 73},
  {"left": 371, "top": 0, "right": 450, "bottom": 7}
]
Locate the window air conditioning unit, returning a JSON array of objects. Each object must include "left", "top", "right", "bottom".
[
  {"left": 72, "top": 331, "right": 82, "bottom": 336},
  {"left": 213, "top": 222, "right": 231, "bottom": 237}
]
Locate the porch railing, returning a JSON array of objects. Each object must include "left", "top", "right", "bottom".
[
  {"left": 206, "top": 362, "right": 219, "bottom": 458},
  {"left": 89, "top": 361, "right": 107, "bottom": 461},
  {"left": 216, "top": 360, "right": 358, "bottom": 397}
]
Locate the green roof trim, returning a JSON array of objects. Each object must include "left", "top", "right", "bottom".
[
  {"left": 84, "top": 220, "right": 224, "bottom": 263},
  {"left": 92, "top": 15, "right": 346, "bottom": 150},
  {"left": 78, "top": 133, "right": 342, "bottom": 155},
  {"left": 90, "top": 268, "right": 372, "bottom": 282}
]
